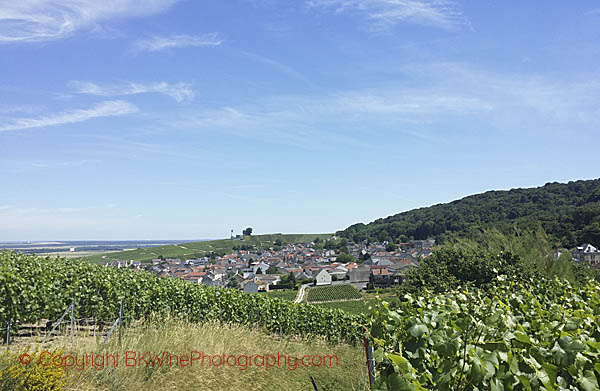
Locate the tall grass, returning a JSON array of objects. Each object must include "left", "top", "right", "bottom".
[{"left": 41, "top": 318, "right": 369, "bottom": 391}]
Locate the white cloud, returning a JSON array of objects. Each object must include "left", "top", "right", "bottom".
[
  {"left": 306, "top": 0, "right": 466, "bottom": 30},
  {"left": 0, "top": 100, "right": 138, "bottom": 132},
  {"left": 133, "top": 33, "right": 223, "bottom": 52},
  {"left": 332, "top": 92, "right": 492, "bottom": 114},
  {"left": 0, "top": 0, "right": 179, "bottom": 43},
  {"left": 68, "top": 81, "right": 194, "bottom": 102}
]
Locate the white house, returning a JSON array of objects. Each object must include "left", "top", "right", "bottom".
[
  {"left": 252, "top": 262, "right": 270, "bottom": 274},
  {"left": 315, "top": 269, "right": 332, "bottom": 286},
  {"left": 329, "top": 265, "right": 348, "bottom": 280}
]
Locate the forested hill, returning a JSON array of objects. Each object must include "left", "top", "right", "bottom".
[{"left": 338, "top": 179, "right": 600, "bottom": 248}]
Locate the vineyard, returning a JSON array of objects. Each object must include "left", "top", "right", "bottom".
[
  {"left": 306, "top": 284, "right": 362, "bottom": 303},
  {"left": 367, "top": 277, "right": 600, "bottom": 390},
  {"left": 261, "top": 289, "right": 298, "bottom": 301},
  {"left": 0, "top": 251, "right": 363, "bottom": 344},
  {"left": 4, "top": 250, "right": 600, "bottom": 389}
]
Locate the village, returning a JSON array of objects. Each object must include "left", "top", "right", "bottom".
[
  {"left": 105, "top": 237, "right": 436, "bottom": 294},
  {"left": 105, "top": 236, "right": 600, "bottom": 297}
]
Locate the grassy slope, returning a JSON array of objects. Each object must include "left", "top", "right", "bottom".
[
  {"left": 35, "top": 319, "right": 368, "bottom": 391},
  {"left": 84, "top": 233, "right": 332, "bottom": 264}
]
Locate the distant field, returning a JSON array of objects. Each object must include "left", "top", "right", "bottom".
[
  {"left": 84, "top": 233, "right": 332, "bottom": 263},
  {"left": 40, "top": 250, "right": 119, "bottom": 259}
]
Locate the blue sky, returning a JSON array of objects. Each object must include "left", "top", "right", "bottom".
[{"left": 1, "top": 1, "right": 599, "bottom": 240}]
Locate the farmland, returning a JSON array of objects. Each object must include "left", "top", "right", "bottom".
[
  {"left": 306, "top": 284, "right": 362, "bottom": 303},
  {"left": 261, "top": 289, "right": 298, "bottom": 301},
  {"left": 83, "top": 233, "right": 332, "bottom": 264}
]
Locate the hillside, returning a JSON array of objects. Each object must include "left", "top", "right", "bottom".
[
  {"left": 84, "top": 233, "right": 331, "bottom": 263},
  {"left": 338, "top": 178, "right": 600, "bottom": 247}
]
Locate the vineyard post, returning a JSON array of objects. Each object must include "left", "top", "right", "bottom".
[
  {"left": 44, "top": 301, "right": 74, "bottom": 343},
  {"left": 70, "top": 297, "right": 75, "bottom": 343},
  {"left": 5, "top": 317, "right": 10, "bottom": 346},
  {"left": 362, "top": 328, "right": 375, "bottom": 387},
  {"left": 118, "top": 299, "right": 124, "bottom": 345}
]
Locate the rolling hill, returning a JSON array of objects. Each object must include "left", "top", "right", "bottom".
[{"left": 338, "top": 178, "right": 600, "bottom": 247}]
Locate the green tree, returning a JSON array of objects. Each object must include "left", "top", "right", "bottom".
[
  {"left": 337, "top": 253, "right": 354, "bottom": 263},
  {"left": 386, "top": 239, "right": 396, "bottom": 252}
]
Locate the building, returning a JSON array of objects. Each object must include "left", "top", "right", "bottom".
[
  {"left": 348, "top": 265, "right": 370, "bottom": 283},
  {"left": 243, "top": 280, "right": 259, "bottom": 293},
  {"left": 573, "top": 244, "right": 600, "bottom": 268},
  {"left": 315, "top": 269, "right": 332, "bottom": 286}
]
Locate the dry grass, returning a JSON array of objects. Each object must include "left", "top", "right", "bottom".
[{"left": 36, "top": 318, "right": 369, "bottom": 391}]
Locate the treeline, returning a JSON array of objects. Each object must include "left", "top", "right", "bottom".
[{"left": 338, "top": 178, "right": 600, "bottom": 248}]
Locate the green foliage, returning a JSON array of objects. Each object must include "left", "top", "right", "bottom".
[
  {"left": 386, "top": 240, "right": 397, "bottom": 252},
  {"left": 0, "top": 347, "right": 67, "bottom": 391},
  {"left": 337, "top": 253, "right": 354, "bottom": 263},
  {"left": 398, "top": 247, "right": 530, "bottom": 296},
  {"left": 0, "top": 251, "right": 363, "bottom": 344},
  {"left": 315, "top": 299, "right": 386, "bottom": 315},
  {"left": 266, "top": 265, "right": 279, "bottom": 274},
  {"left": 367, "top": 278, "right": 600, "bottom": 390},
  {"left": 261, "top": 289, "right": 297, "bottom": 301},
  {"left": 306, "top": 284, "right": 362, "bottom": 303},
  {"left": 338, "top": 178, "right": 600, "bottom": 248},
  {"left": 399, "top": 229, "right": 600, "bottom": 296},
  {"left": 279, "top": 272, "right": 296, "bottom": 287}
]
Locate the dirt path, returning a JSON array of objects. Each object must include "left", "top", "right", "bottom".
[{"left": 293, "top": 284, "right": 310, "bottom": 303}]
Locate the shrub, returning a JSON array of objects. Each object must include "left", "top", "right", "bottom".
[{"left": 0, "top": 347, "right": 66, "bottom": 391}]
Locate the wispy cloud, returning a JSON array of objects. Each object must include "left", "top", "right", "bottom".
[
  {"left": 0, "top": 100, "right": 138, "bottom": 132},
  {"left": 31, "top": 159, "right": 93, "bottom": 169},
  {"left": 241, "top": 51, "right": 319, "bottom": 89},
  {"left": 133, "top": 33, "right": 223, "bottom": 52},
  {"left": 68, "top": 81, "right": 194, "bottom": 102},
  {"left": 0, "top": 0, "right": 179, "bottom": 43},
  {"left": 306, "top": 0, "right": 466, "bottom": 30},
  {"left": 166, "top": 61, "right": 600, "bottom": 149}
]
